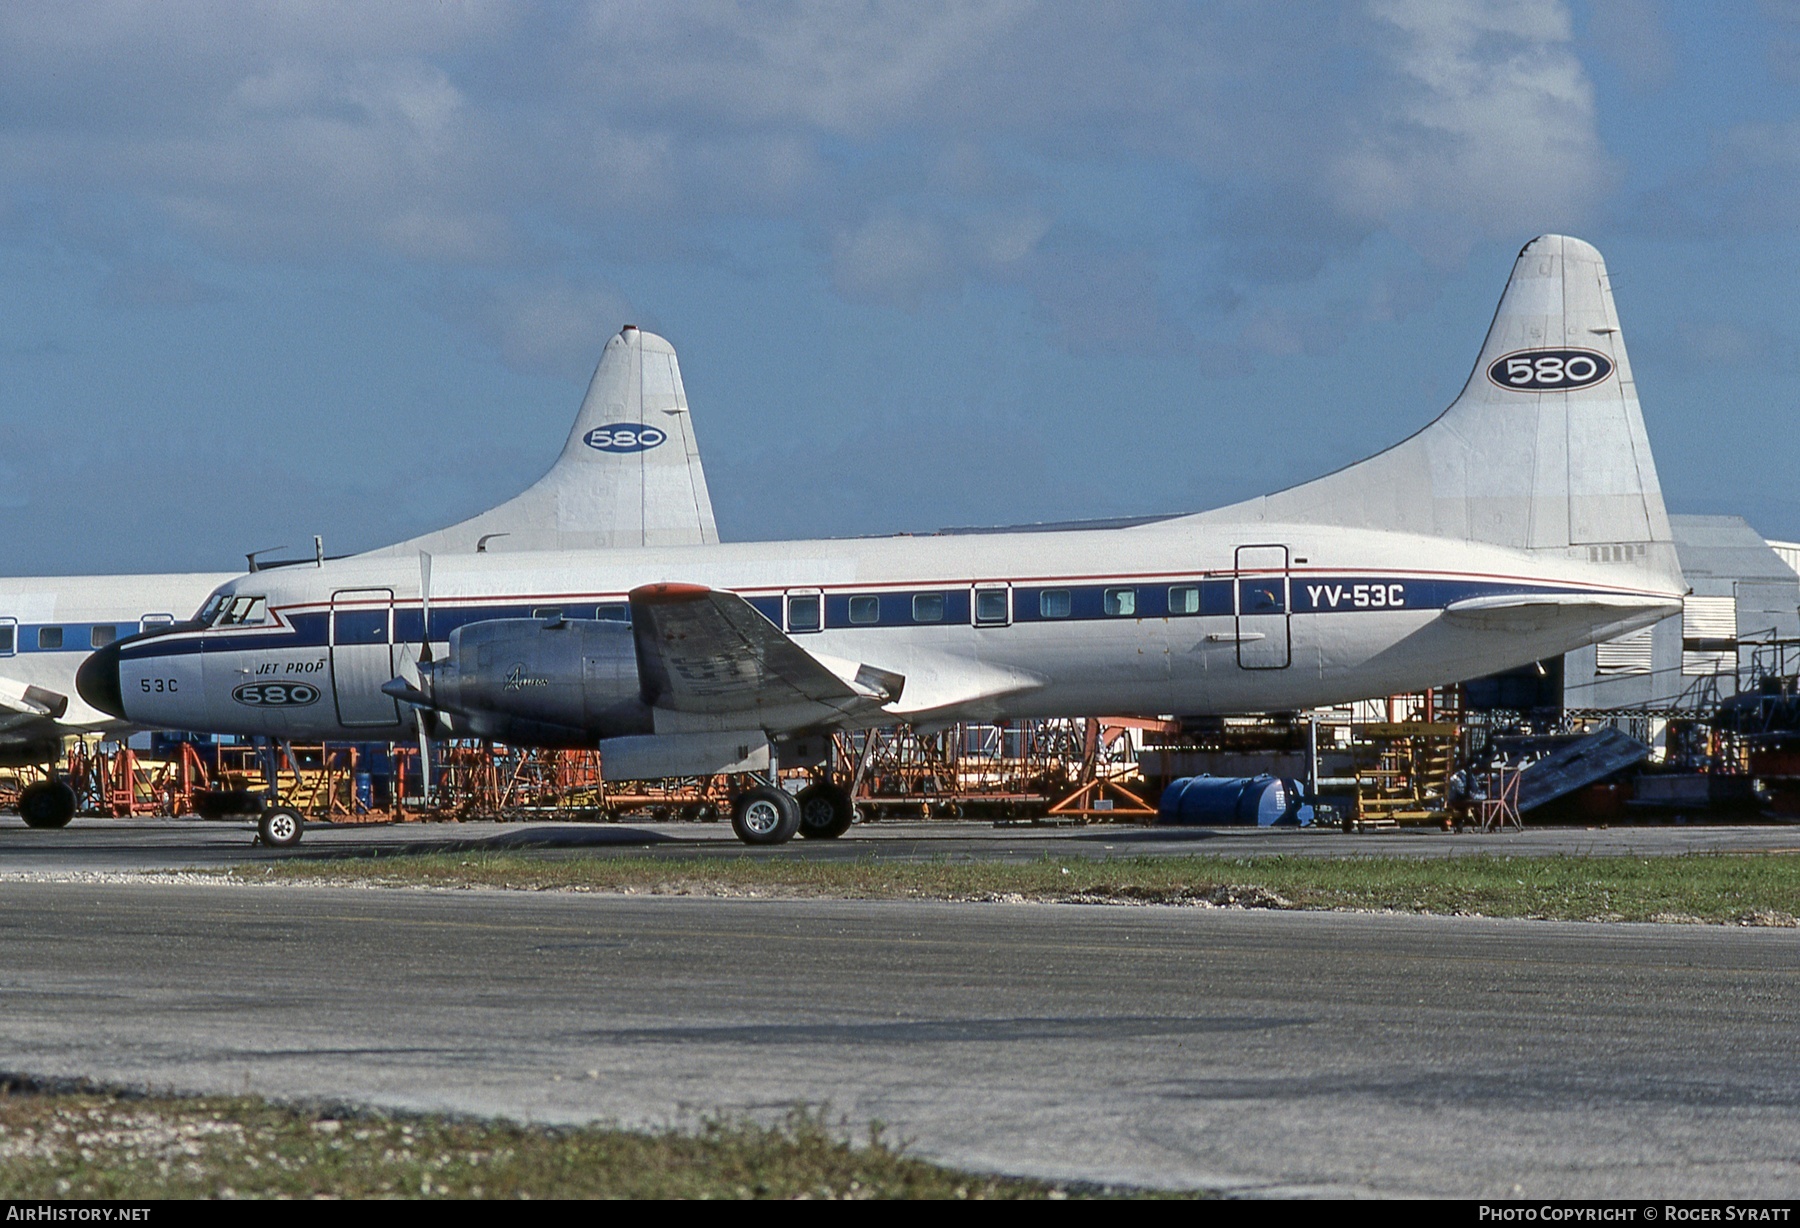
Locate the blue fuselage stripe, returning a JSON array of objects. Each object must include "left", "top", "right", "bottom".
[{"left": 113, "top": 575, "right": 1593, "bottom": 661}]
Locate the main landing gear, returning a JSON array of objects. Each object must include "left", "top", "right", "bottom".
[
  {"left": 18, "top": 779, "right": 76, "bottom": 830},
  {"left": 796, "top": 782, "right": 854, "bottom": 840},
  {"left": 730, "top": 786, "right": 801, "bottom": 845},
  {"left": 726, "top": 781, "right": 856, "bottom": 845}
]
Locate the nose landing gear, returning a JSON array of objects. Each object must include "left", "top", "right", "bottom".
[{"left": 255, "top": 805, "right": 306, "bottom": 849}]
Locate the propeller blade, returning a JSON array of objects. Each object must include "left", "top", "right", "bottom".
[
  {"left": 416, "top": 709, "right": 433, "bottom": 806},
  {"left": 415, "top": 550, "right": 436, "bottom": 806},
  {"left": 418, "top": 550, "right": 434, "bottom": 665}
]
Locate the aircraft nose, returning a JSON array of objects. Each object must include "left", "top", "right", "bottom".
[{"left": 76, "top": 642, "right": 125, "bottom": 719}]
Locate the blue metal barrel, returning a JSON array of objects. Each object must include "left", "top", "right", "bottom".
[{"left": 1156, "top": 775, "right": 1306, "bottom": 826}]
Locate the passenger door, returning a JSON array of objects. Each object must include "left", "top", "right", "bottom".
[
  {"left": 330, "top": 589, "right": 401, "bottom": 727},
  {"left": 1234, "top": 545, "right": 1291, "bottom": 669}
]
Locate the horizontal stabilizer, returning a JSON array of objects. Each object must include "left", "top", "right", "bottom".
[
  {"left": 0, "top": 677, "right": 68, "bottom": 736},
  {"left": 0, "top": 677, "right": 67, "bottom": 721},
  {"left": 629, "top": 583, "right": 900, "bottom": 724},
  {"left": 1440, "top": 591, "right": 1680, "bottom": 634}
]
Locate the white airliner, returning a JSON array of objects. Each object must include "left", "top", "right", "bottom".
[
  {"left": 84, "top": 236, "right": 1686, "bottom": 847},
  {"left": 5, "top": 325, "right": 715, "bottom": 828}
]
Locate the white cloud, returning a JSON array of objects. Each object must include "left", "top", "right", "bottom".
[
  {"left": 449, "top": 278, "right": 640, "bottom": 381},
  {"left": 830, "top": 214, "right": 956, "bottom": 309},
  {"left": 0, "top": 0, "right": 1612, "bottom": 358},
  {"left": 1331, "top": 0, "right": 1613, "bottom": 235},
  {"left": 828, "top": 206, "right": 1051, "bottom": 308},
  {"left": 577, "top": 1, "right": 1036, "bottom": 134}
]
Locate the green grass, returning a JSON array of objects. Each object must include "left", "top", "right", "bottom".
[
  {"left": 231, "top": 850, "right": 1800, "bottom": 925},
  {"left": 0, "top": 1082, "right": 1134, "bottom": 1199}
]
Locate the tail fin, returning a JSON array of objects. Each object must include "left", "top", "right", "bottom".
[
  {"left": 1203, "top": 235, "right": 1681, "bottom": 593},
  {"left": 368, "top": 326, "right": 718, "bottom": 556}
]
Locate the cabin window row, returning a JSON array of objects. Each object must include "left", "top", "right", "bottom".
[
  {"left": 0, "top": 620, "right": 172, "bottom": 654},
  {"left": 1023, "top": 582, "right": 1236, "bottom": 620},
  {"left": 845, "top": 592, "right": 952, "bottom": 625},
  {"left": 773, "top": 582, "right": 1234, "bottom": 631},
  {"left": 1034, "top": 585, "right": 1202, "bottom": 619},
  {"left": 776, "top": 591, "right": 971, "bottom": 631}
]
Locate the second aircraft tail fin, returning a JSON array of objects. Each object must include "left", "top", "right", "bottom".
[{"left": 368, "top": 325, "right": 718, "bottom": 557}]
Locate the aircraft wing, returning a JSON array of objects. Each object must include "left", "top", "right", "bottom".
[
  {"left": 0, "top": 675, "right": 69, "bottom": 735},
  {"left": 628, "top": 584, "right": 903, "bottom": 723}
]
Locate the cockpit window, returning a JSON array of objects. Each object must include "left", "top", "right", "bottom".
[
  {"left": 215, "top": 596, "right": 267, "bottom": 627},
  {"left": 196, "top": 594, "right": 228, "bottom": 626}
]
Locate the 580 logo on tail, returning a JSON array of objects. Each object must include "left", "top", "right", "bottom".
[
  {"left": 584, "top": 424, "right": 666, "bottom": 453},
  {"left": 1487, "top": 348, "right": 1614, "bottom": 392}
]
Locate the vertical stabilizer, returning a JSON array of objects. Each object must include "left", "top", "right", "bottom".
[
  {"left": 367, "top": 326, "right": 719, "bottom": 556},
  {"left": 1201, "top": 235, "right": 1681, "bottom": 594}
]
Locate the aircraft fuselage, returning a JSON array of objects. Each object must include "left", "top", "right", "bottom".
[{"left": 98, "top": 518, "right": 1678, "bottom": 740}]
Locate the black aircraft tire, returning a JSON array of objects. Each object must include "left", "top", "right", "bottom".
[
  {"left": 730, "top": 786, "right": 801, "bottom": 845},
  {"left": 257, "top": 806, "right": 306, "bottom": 849},
  {"left": 796, "top": 783, "right": 854, "bottom": 839},
  {"left": 19, "top": 781, "right": 76, "bottom": 829}
]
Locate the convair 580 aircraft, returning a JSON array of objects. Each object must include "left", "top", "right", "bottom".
[
  {"left": 84, "top": 237, "right": 1685, "bottom": 846},
  {"left": 7, "top": 324, "right": 715, "bottom": 828}
]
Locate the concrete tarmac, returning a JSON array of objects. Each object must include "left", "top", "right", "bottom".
[
  {"left": 3, "top": 812, "right": 1799, "bottom": 873},
  {"left": 1, "top": 880, "right": 1794, "bottom": 1197}
]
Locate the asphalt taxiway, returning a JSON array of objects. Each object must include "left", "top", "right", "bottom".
[
  {"left": 0, "top": 881, "right": 1794, "bottom": 1198},
  {"left": 3, "top": 815, "right": 1796, "bottom": 1196},
  {"left": 2, "top": 812, "right": 1797, "bottom": 873}
]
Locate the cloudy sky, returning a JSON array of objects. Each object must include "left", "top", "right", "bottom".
[{"left": 3, "top": 1, "right": 1798, "bottom": 573}]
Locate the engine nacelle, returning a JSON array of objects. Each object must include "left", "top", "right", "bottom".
[{"left": 426, "top": 618, "right": 653, "bottom": 744}]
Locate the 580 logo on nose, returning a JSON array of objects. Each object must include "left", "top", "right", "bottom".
[
  {"left": 233, "top": 682, "right": 320, "bottom": 707},
  {"left": 1487, "top": 348, "right": 1614, "bottom": 392}
]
